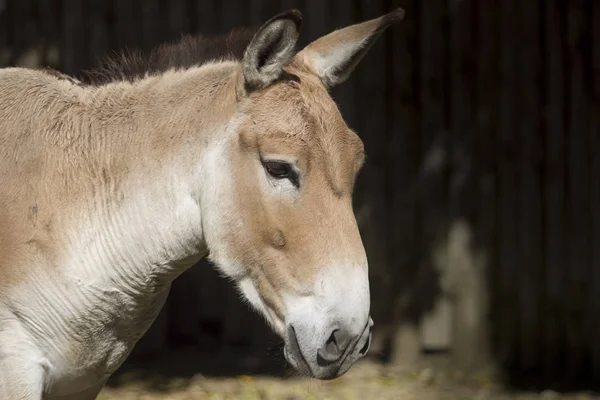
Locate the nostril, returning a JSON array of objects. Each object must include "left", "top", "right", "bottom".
[
  {"left": 317, "top": 329, "right": 345, "bottom": 366},
  {"left": 325, "top": 329, "right": 340, "bottom": 355}
]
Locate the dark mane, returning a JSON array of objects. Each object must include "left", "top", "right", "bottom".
[{"left": 82, "top": 27, "right": 259, "bottom": 85}]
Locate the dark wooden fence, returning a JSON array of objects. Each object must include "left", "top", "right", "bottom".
[{"left": 1, "top": 0, "right": 599, "bottom": 391}]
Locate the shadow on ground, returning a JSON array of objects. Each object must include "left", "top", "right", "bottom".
[{"left": 106, "top": 344, "right": 297, "bottom": 392}]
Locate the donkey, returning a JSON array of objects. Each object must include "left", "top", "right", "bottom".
[{"left": 0, "top": 8, "right": 404, "bottom": 399}]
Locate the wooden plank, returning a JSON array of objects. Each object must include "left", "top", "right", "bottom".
[
  {"left": 195, "top": 0, "right": 220, "bottom": 36},
  {"left": 516, "top": 0, "right": 543, "bottom": 372},
  {"left": 448, "top": 0, "right": 489, "bottom": 370},
  {"left": 61, "top": 0, "right": 86, "bottom": 75},
  {"left": 114, "top": 0, "right": 138, "bottom": 50},
  {"left": 0, "top": 0, "right": 11, "bottom": 66},
  {"left": 542, "top": 0, "right": 567, "bottom": 383},
  {"left": 220, "top": 0, "right": 249, "bottom": 32},
  {"left": 248, "top": 0, "right": 267, "bottom": 26},
  {"left": 496, "top": 0, "right": 520, "bottom": 370},
  {"left": 87, "top": 0, "right": 110, "bottom": 70},
  {"left": 448, "top": 0, "right": 473, "bottom": 145},
  {"left": 304, "top": 0, "right": 328, "bottom": 45},
  {"left": 565, "top": 0, "right": 590, "bottom": 382},
  {"left": 140, "top": 0, "right": 161, "bottom": 51},
  {"left": 15, "top": 0, "right": 39, "bottom": 67},
  {"left": 380, "top": 0, "right": 420, "bottom": 363},
  {"left": 9, "top": 0, "right": 26, "bottom": 66},
  {"left": 591, "top": 0, "right": 600, "bottom": 378},
  {"left": 419, "top": 0, "right": 445, "bottom": 149},
  {"left": 36, "top": 0, "right": 60, "bottom": 68},
  {"left": 474, "top": 0, "right": 498, "bottom": 286},
  {"left": 167, "top": 0, "right": 189, "bottom": 39},
  {"left": 281, "top": 0, "right": 300, "bottom": 16},
  {"left": 472, "top": 0, "right": 498, "bottom": 369},
  {"left": 415, "top": 0, "right": 449, "bottom": 355}
]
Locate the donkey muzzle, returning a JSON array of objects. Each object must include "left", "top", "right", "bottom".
[{"left": 284, "top": 317, "right": 374, "bottom": 380}]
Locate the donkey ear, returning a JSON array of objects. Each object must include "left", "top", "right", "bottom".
[
  {"left": 242, "top": 10, "right": 302, "bottom": 93},
  {"left": 295, "top": 8, "right": 405, "bottom": 88}
]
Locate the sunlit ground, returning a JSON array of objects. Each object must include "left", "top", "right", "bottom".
[{"left": 98, "top": 353, "right": 599, "bottom": 400}]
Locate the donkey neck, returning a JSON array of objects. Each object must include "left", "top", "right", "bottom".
[{"left": 64, "top": 62, "right": 240, "bottom": 294}]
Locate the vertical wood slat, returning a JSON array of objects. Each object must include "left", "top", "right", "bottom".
[
  {"left": 496, "top": 0, "right": 519, "bottom": 369},
  {"left": 590, "top": 0, "right": 600, "bottom": 378},
  {"left": 248, "top": 0, "right": 267, "bottom": 26},
  {"left": 383, "top": 0, "right": 417, "bottom": 327},
  {"left": 9, "top": 0, "right": 26, "bottom": 65},
  {"left": 36, "top": 0, "right": 60, "bottom": 68},
  {"left": 219, "top": 0, "right": 248, "bottom": 33},
  {"left": 448, "top": 0, "right": 483, "bottom": 370},
  {"left": 516, "top": 0, "right": 543, "bottom": 372},
  {"left": 113, "top": 0, "right": 138, "bottom": 52},
  {"left": 474, "top": 0, "right": 498, "bottom": 284},
  {"left": 354, "top": 0, "right": 389, "bottom": 328},
  {"left": 413, "top": 0, "right": 449, "bottom": 357},
  {"left": 411, "top": 0, "right": 452, "bottom": 359},
  {"left": 280, "top": 0, "right": 302, "bottom": 13},
  {"left": 304, "top": 0, "right": 328, "bottom": 44},
  {"left": 448, "top": 0, "right": 472, "bottom": 146},
  {"left": 167, "top": 0, "right": 189, "bottom": 39},
  {"left": 543, "top": 0, "right": 567, "bottom": 383},
  {"left": 0, "top": 0, "right": 10, "bottom": 66},
  {"left": 15, "top": 0, "right": 39, "bottom": 67},
  {"left": 382, "top": 0, "right": 421, "bottom": 363},
  {"left": 140, "top": 0, "right": 161, "bottom": 51},
  {"left": 87, "top": 0, "right": 110, "bottom": 71},
  {"left": 565, "top": 0, "right": 590, "bottom": 382},
  {"left": 195, "top": 0, "right": 220, "bottom": 36},
  {"left": 473, "top": 0, "right": 498, "bottom": 370},
  {"left": 418, "top": 0, "right": 446, "bottom": 196},
  {"left": 61, "top": 0, "right": 86, "bottom": 75}
]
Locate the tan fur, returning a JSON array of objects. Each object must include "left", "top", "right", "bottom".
[
  {"left": 0, "top": 63, "right": 238, "bottom": 288},
  {"left": 0, "top": 57, "right": 365, "bottom": 329},
  {"left": 0, "top": 8, "right": 404, "bottom": 395},
  {"left": 222, "top": 62, "right": 367, "bottom": 321}
]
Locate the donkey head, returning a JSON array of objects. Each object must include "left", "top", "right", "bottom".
[{"left": 201, "top": 9, "right": 404, "bottom": 379}]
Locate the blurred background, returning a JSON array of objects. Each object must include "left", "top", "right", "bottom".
[{"left": 1, "top": 0, "right": 599, "bottom": 398}]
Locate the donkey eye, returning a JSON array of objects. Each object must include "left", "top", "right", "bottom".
[
  {"left": 263, "top": 161, "right": 299, "bottom": 186},
  {"left": 264, "top": 161, "right": 291, "bottom": 178}
]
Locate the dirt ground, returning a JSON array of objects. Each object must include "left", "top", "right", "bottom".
[{"left": 97, "top": 352, "right": 599, "bottom": 400}]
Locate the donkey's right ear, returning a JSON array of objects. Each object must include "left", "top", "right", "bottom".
[
  {"left": 294, "top": 8, "right": 404, "bottom": 89},
  {"left": 240, "top": 10, "right": 302, "bottom": 95}
]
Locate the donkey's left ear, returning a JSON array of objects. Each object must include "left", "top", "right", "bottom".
[
  {"left": 295, "top": 8, "right": 405, "bottom": 89},
  {"left": 241, "top": 10, "right": 302, "bottom": 93}
]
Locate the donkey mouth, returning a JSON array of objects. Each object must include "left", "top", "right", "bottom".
[
  {"left": 283, "top": 318, "right": 373, "bottom": 380},
  {"left": 284, "top": 326, "right": 314, "bottom": 377}
]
